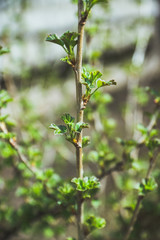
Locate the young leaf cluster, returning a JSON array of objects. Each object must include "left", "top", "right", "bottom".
[
  {"left": 46, "top": 31, "right": 78, "bottom": 67},
  {"left": 0, "top": 45, "right": 10, "bottom": 55},
  {"left": 138, "top": 177, "right": 158, "bottom": 196},
  {"left": 85, "top": 215, "right": 106, "bottom": 231},
  {"left": 0, "top": 90, "right": 12, "bottom": 108},
  {"left": 72, "top": 176, "right": 100, "bottom": 198},
  {"left": 137, "top": 121, "right": 160, "bottom": 156},
  {"left": 82, "top": 0, "right": 108, "bottom": 21},
  {"left": 81, "top": 68, "right": 116, "bottom": 107},
  {"left": 49, "top": 113, "right": 89, "bottom": 147}
]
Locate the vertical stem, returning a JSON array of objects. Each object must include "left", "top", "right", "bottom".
[
  {"left": 124, "top": 196, "right": 144, "bottom": 240},
  {"left": 75, "top": 1, "right": 85, "bottom": 239},
  {"left": 76, "top": 0, "right": 85, "bottom": 180}
]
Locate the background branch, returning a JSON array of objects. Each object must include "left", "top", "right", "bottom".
[{"left": 0, "top": 122, "right": 36, "bottom": 175}]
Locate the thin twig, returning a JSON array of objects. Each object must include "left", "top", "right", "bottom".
[
  {"left": 124, "top": 109, "right": 159, "bottom": 240},
  {"left": 98, "top": 161, "right": 124, "bottom": 180},
  {"left": 0, "top": 202, "right": 68, "bottom": 240},
  {"left": 137, "top": 109, "right": 159, "bottom": 146},
  {"left": 124, "top": 150, "right": 159, "bottom": 240},
  {"left": 99, "top": 108, "right": 160, "bottom": 180},
  {"left": 0, "top": 121, "right": 36, "bottom": 175},
  {"left": 124, "top": 195, "right": 144, "bottom": 240},
  {"left": 94, "top": 108, "right": 160, "bottom": 240}
]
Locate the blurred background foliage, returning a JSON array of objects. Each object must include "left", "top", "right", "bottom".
[{"left": 0, "top": 0, "right": 160, "bottom": 239}]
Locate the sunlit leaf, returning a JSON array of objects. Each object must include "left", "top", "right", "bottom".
[
  {"left": 61, "top": 113, "right": 75, "bottom": 125},
  {"left": 137, "top": 123, "right": 148, "bottom": 135},
  {"left": 138, "top": 177, "right": 158, "bottom": 196},
  {"left": 75, "top": 122, "right": 89, "bottom": 132},
  {"left": 46, "top": 34, "right": 65, "bottom": 48},
  {"left": 46, "top": 31, "right": 78, "bottom": 55},
  {"left": 82, "top": 136, "right": 90, "bottom": 147},
  {"left": 0, "top": 46, "right": 10, "bottom": 55},
  {"left": 71, "top": 176, "right": 100, "bottom": 191},
  {"left": 0, "top": 90, "right": 12, "bottom": 108},
  {"left": 49, "top": 124, "right": 67, "bottom": 135},
  {"left": 85, "top": 215, "right": 106, "bottom": 231}
]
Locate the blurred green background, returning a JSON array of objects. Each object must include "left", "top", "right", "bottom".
[{"left": 0, "top": 0, "right": 160, "bottom": 240}]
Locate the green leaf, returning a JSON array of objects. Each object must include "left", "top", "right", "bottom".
[
  {"left": 85, "top": 215, "right": 106, "bottom": 231},
  {"left": 46, "top": 174, "right": 61, "bottom": 190},
  {"left": 5, "top": 119, "right": 16, "bottom": 127},
  {"left": 0, "top": 114, "right": 9, "bottom": 121},
  {"left": 36, "top": 169, "right": 60, "bottom": 183},
  {"left": 71, "top": 0, "right": 78, "bottom": 3},
  {"left": 0, "top": 132, "right": 15, "bottom": 140},
  {"left": 71, "top": 176, "right": 100, "bottom": 191},
  {"left": 31, "top": 182, "right": 43, "bottom": 196},
  {"left": 132, "top": 160, "right": 146, "bottom": 171},
  {"left": 0, "top": 142, "right": 16, "bottom": 158},
  {"left": 46, "top": 32, "right": 78, "bottom": 66},
  {"left": 0, "top": 90, "right": 12, "bottom": 108},
  {"left": 61, "top": 56, "right": 73, "bottom": 65},
  {"left": 149, "top": 129, "right": 158, "bottom": 138},
  {"left": 49, "top": 115, "right": 89, "bottom": 146},
  {"left": 75, "top": 122, "right": 89, "bottom": 132},
  {"left": 96, "top": 79, "right": 106, "bottom": 88},
  {"left": 46, "top": 31, "right": 78, "bottom": 55},
  {"left": 61, "top": 113, "right": 75, "bottom": 125},
  {"left": 138, "top": 177, "right": 158, "bottom": 196},
  {"left": 137, "top": 123, "right": 148, "bottom": 135},
  {"left": 49, "top": 124, "right": 67, "bottom": 135},
  {"left": 0, "top": 46, "right": 10, "bottom": 55},
  {"left": 81, "top": 68, "right": 103, "bottom": 98},
  {"left": 91, "top": 71, "right": 102, "bottom": 81},
  {"left": 81, "top": 68, "right": 102, "bottom": 88},
  {"left": 58, "top": 183, "right": 74, "bottom": 195},
  {"left": 45, "top": 168, "right": 54, "bottom": 178},
  {"left": 43, "top": 227, "right": 54, "bottom": 238},
  {"left": 96, "top": 79, "right": 116, "bottom": 88},
  {"left": 116, "top": 138, "right": 137, "bottom": 148},
  {"left": 46, "top": 34, "right": 65, "bottom": 48},
  {"left": 71, "top": 178, "right": 86, "bottom": 191},
  {"left": 61, "top": 31, "right": 79, "bottom": 53},
  {"left": 16, "top": 187, "right": 28, "bottom": 197},
  {"left": 82, "top": 136, "right": 90, "bottom": 147},
  {"left": 146, "top": 138, "right": 160, "bottom": 151},
  {"left": 83, "top": 0, "right": 108, "bottom": 12},
  {"left": 81, "top": 69, "right": 116, "bottom": 99}
]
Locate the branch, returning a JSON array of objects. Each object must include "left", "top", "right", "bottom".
[
  {"left": 0, "top": 203, "right": 68, "bottom": 240},
  {"left": 97, "top": 107, "right": 160, "bottom": 240},
  {"left": 98, "top": 108, "right": 160, "bottom": 180},
  {"left": 124, "top": 150, "right": 160, "bottom": 240},
  {"left": 98, "top": 161, "right": 124, "bottom": 180},
  {"left": 0, "top": 122, "right": 36, "bottom": 176},
  {"left": 74, "top": 1, "right": 87, "bottom": 239},
  {"left": 124, "top": 195, "right": 144, "bottom": 240},
  {"left": 137, "top": 109, "right": 159, "bottom": 146}
]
